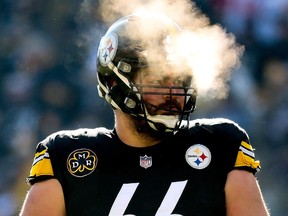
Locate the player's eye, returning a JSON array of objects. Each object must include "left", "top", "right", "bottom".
[{"left": 173, "top": 79, "right": 183, "bottom": 86}]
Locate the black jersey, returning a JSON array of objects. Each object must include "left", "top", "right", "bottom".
[{"left": 27, "top": 118, "right": 261, "bottom": 216}]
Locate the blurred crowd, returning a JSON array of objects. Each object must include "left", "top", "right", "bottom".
[{"left": 0, "top": 0, "right": 287, "bottom": 215}]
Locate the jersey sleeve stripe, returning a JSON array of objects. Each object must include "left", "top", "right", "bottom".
[
  {"left": 32, "top": 152, "right": 50, "bottom": 166},
  {"left": 234, "top": 141, "right": 261, "bottom": 173},
  {"left": 241, "top": 141, "right": 254, "bottom": 150},
  {"left": 29, "top": 146, "right": 54, "bottom": 179},
  {"left": 239, "top": 146, "right": 255, "bottom": 158}
]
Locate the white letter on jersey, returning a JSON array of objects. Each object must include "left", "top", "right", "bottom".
[
  {"left": 156, "top": 180, "right": 187, "bottom": 216},
  {"left": 109, "top": 183, "right": 139, "bottom": 216},
  {"left": 109, "top": 180, "right": 187, "bottom": 216}
]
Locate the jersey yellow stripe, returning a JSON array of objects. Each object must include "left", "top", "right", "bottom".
[
  {"left": 235, "top": 150, "right": 261, "bottom": 170},
  {"left": 241, "top": 141, "right": 253, "bottom": 151},
  {"left": 30, "top": 155, "right": 53, "bottom": 177},
  {"left": 35, "top": 149, "right": 47, "bottom": 158}
]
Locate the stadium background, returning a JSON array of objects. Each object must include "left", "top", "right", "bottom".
[{"left": 0, "top": 0, "right": 287, "bottom": 215}]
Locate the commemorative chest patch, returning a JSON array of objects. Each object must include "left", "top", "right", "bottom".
[
  {"left": 67, "top": 148, "right": 98, "bottom": 177},
  {"left": 185, "top": 144, "right": 211, "bottom": 169}
]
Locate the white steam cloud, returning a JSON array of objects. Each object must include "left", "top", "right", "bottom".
[{"left": 82, "top": 0, "right": 244, "bottom": 99}]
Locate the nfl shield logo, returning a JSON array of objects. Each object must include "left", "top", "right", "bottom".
[{"left": 140, "top": 155, "right": 152, "bottom": 169}]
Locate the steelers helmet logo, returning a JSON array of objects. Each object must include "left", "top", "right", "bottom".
[
  {"left": 185, "top": 144, "right": 211, "bottom": 169},
  {"left": 67, "top": 148, "right": 97, "bottom": 177},
  {"left": 98, "top": 33, "right": 118, "bottom": 66}
]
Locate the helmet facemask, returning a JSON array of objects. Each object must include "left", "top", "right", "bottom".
[{"left": 124, "top": 67, "right": 197, "bottom": 133}]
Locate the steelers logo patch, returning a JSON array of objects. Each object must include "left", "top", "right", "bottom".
[
  {"left": 67, "top": 148, "right": 97, "bottom": 177},
  {"left": 98, "top": 32, "right": 118, "bottom": 66},
  {"left": 185, "top": 144, "right": 211, "bottom": 169}
]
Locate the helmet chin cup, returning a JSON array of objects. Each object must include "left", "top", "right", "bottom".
[{"left": 146, "top": 114, "right": 180, "bottom": 133}]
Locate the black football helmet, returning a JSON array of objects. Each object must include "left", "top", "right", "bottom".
[{"left": 96, "top": 12, "right": 197, "bottom": 133}]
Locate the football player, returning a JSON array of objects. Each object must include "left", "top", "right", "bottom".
[{"left": 20, "top": 12, "right": 270, "bottom": 216}]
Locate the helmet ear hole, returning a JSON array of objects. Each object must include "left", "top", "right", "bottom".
[{"left": 107, "top": 78, "right": 117, "bottom": 89}]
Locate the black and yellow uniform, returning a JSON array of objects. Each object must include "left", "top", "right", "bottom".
[{"left": 27, "top": 118, "right": 260, "bottom": 216}]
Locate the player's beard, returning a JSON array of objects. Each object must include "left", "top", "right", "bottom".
[{"left": 130, "top": 114, "right": 173, "bottom": 140}]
